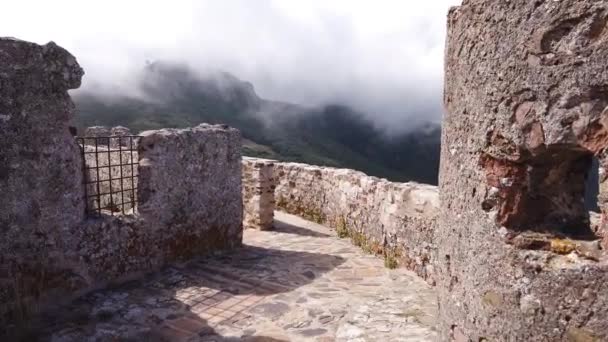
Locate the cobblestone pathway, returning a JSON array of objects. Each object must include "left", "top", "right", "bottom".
[{"left": 33, "top": 212, "right": 437, "bottom": 342}]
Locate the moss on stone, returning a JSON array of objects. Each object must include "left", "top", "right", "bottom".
[
  {"left": 351, "top": 231, "right": 366, "bottom": 247},
  {"left": 298, "top": 206, "right": 325, "bottom": 224},
  {"left": 279, "top": 200, "right": 326, "bottom": 225},
  {"left": 361, "top": 240, "right": 384, "bottom": 256},
  {"left": 383, "top": 248, "right": 401, "bottom": 269},
  {"left": 276, "top": 197, "right": 289, "bottom": 210},
  {"left": 333, "top": 215, "right": 391, "bottom": 263},
  {"left": 278, "top": 204, "right": 403, "bottom": 270},
  {"left": 366, "top": 241, "right": 384, "bottom": 255},
  {"left": 384, "top": 253, "right": 399, "bottom": 269},
  {"left": 566, "top": 327, "right": 600, "bottom": 342},
  {"left": 481, "top": 291, "right": 503, "bottom": 308},
  {"left": 336, "top": 216, "right": 350, "bottom": 238},
  {"left": 307, "top": 209, "right": 326, "bottom": 224}
]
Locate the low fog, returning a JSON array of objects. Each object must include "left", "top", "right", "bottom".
[{"left": 1, "top": 0, "right": 461, "bottom": 132}]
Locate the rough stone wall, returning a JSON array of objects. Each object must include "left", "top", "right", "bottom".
[
  {"left": 137, "top": 124, "right": 243, "bottom": 260},
  {"left": 0, "top": 38, "right": 85, "bottom": 324},
  {"left": 110, "top": 125, "right": 131, "bottom": 137},
  {"left": 274, "top": 162, "right": 438, "bottom": 282},
  {"left": 242, "top": 157, "right": 275, "bottom": 230},
  {"left": 84, "top": 126, "right": 111, "bottom": 146},
  {"left": 439, "top": 1, "right": 608, "bottom": 341},
  {"left": 53, "top": 124, "right": 244, "bottom": 307},
  {"left": 84, "top": 125, "right": 111, "bottom": 137},
  {"left": 0, "top": 38, "right": 244, "bottom": 329}
]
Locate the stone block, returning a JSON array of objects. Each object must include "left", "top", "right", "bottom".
[
  {"left": 242, "top": 157, "right": 275, "bottom": 230},
  {"left": 137, "top": 124, "right": 244, "bottom": 260}
]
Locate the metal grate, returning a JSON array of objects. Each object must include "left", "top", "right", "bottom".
[{"left": 76, "top": 136, "right": 141, "bottom": 216}]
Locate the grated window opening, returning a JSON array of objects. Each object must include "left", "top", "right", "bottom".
[{"left": 76, "top": 135, "right": 141, "bottom": 217}]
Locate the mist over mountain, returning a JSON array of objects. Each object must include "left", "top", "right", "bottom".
[
  {"left": 74, "top": 62, "right": 441, "bottom": 184},
  {"left": 3, "top": 1, "right": 459, "bottom": 133}
]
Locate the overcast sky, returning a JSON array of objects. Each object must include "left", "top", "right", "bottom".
[{"left": 1, "top": 0, "right": 461, "bottom": 131}]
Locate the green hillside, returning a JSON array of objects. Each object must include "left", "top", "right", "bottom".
[{"left": 74, "top": 62, "right": 440, "bottom": 184}]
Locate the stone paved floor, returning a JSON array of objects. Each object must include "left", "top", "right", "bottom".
[{"left": 32, "top": 212, "right": 437, "bottom": 342}]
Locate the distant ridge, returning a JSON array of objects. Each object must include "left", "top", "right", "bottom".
[{"left": 74, "top": 62, "right": 441, "bottom": 184}]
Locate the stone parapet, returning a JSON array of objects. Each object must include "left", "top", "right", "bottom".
[
  {"left": 242, "top": 157, "right": 275, "bottom": 230},
  {"left": 137, "top": 124, "right": 243, "bottom": 257},
  {"left": 274, "top": 162, "right": 439, "bottom": 282},
  {"left": 0, "top": 38, "right": 243, "bottom": 330},
  {"left": 83, "top": 125, "right": 134, "bottom": 147}
]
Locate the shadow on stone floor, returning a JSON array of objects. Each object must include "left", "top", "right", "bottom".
[
  {"left": 272, "top": 219, "right": 331, "bottom": 238},
  {"left": 11, "top": 245, "right": 345, "bottom": 341}
]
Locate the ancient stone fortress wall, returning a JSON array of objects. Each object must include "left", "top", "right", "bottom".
[
  {"left": 440, "top": 0, "right": 608, "bottom": 340},
  {"left": 0, "top": 38, "right": 243, "bottom": 326},
  {"left": 242, "top": 157, "right": 275, "bottom": 230},
  {"left": 273, "top": 162, "right": 439, "bottom": 282}
]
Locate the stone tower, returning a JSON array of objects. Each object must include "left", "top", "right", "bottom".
[{"left": 439, "top": 0, "right": 608, "bottom": 340}]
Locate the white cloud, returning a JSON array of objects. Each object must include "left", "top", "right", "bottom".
[{"left": 0, "top": 0, "right": 461, "bottom": 130}]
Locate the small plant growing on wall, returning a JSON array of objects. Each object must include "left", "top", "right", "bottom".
[
  {"left": 383, "top": 249, "right": 399, "bottom": 269},
  {"left": 336, "top": 215, "right": 349, "bottom": 238}
]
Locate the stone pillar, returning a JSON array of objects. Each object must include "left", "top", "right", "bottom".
[
  {"left": 242, "top": 157, "right": 275, "bottom": 230},
  {"left": 439, "top": 1, "right": 608, "bottom": 340},
  {"left": 0, "top": 38, "right": 85, "bottom": 320},
  {"left": 137, "top": 124, "right": 243, "bottom": 260}
]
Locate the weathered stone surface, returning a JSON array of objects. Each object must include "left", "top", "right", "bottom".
[
  {"left": 84, "top": 125, "right": 134, "bottom": 147},
  {"left": 138, "top": 123, "right": 244, "bottom": 260},
  {"left": 242, "top": 157, "right": 275, "bottom": 230},
  {"left": 274, "top": 162, "right": 439, "bottom": 282},
  {"left": 440, "top": 1, "right": 608, "bottom": 340},
  {"left": 0, "top": 37, "right": 245, "bottom": 330},
  {"left": 110, "top": 125, "right": 131, "bottom": 137},
  {"left": 0, "top": 37, "right": 85, "bottom": 323},
  {"left": 1, "top": 121, "right": 244, "bottom": 332},
  {"left": 51, "top": 125, "right": 244, "bottom": 317},
  {"left": 84, "top": 125, "right": 111, "bottom": 139},
  {"left": 109, "top": 125, "right": 133, "bottom": 147}
]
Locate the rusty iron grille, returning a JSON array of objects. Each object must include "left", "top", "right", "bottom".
[{"left": 76, "top": 136, "right": 141, "bottom": 216}]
